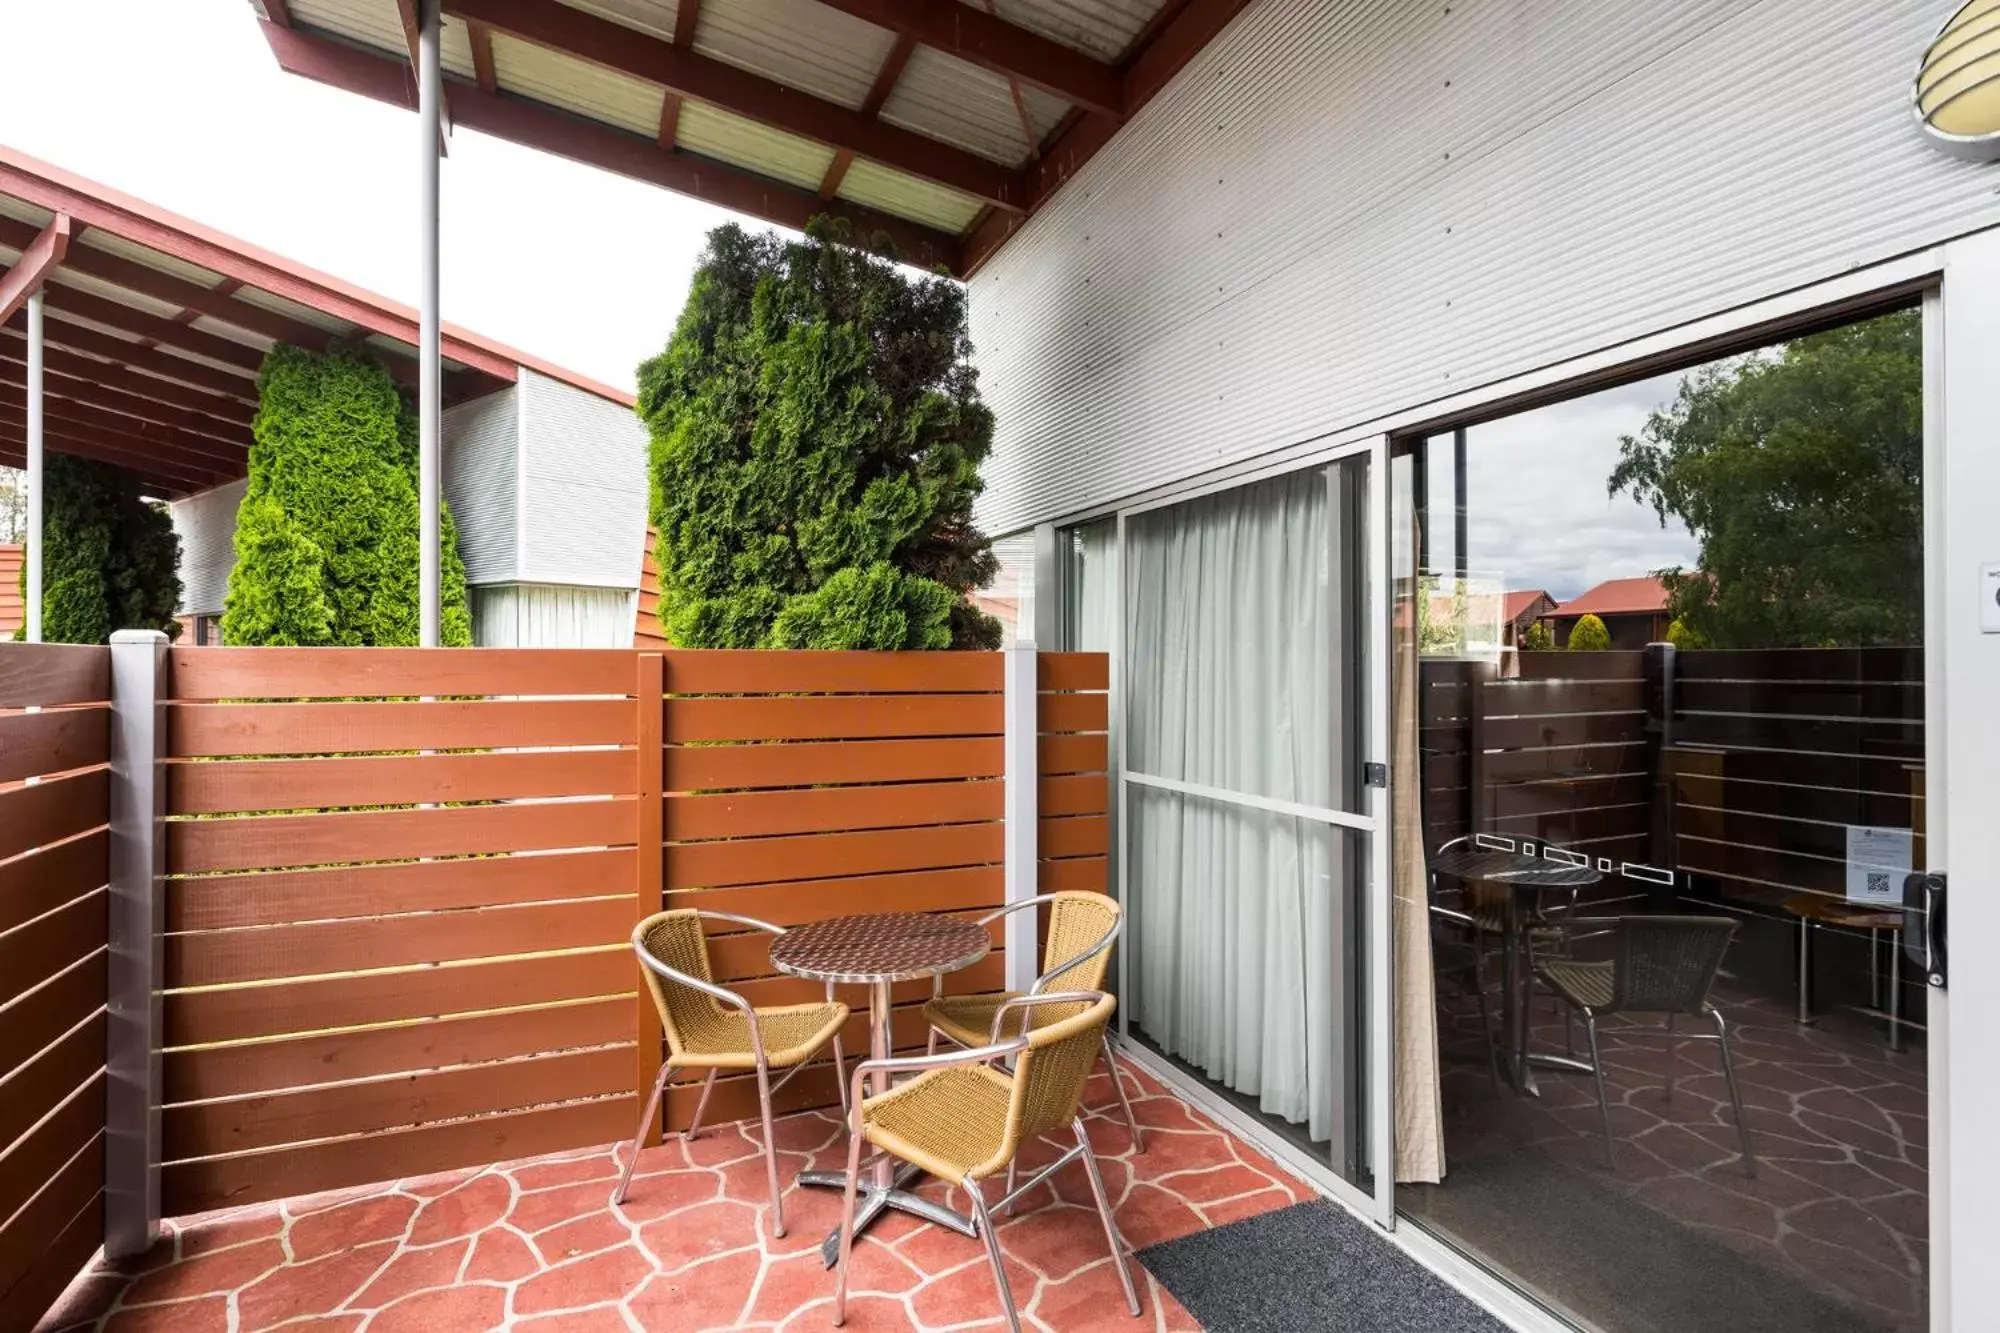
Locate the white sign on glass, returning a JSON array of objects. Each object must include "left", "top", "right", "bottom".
[{"left": 1845, "top": 825, "right": 1912, "bottom": 907}]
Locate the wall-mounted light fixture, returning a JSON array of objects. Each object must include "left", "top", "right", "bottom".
[{"left": 1916, "top": 0, "right": 2000, "bottom": 159}]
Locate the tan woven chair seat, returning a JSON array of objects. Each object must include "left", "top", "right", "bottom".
[
  {"left": 1537, "top": 959, "right": 1614, "bottom": 1009},
  {"left": 861, "top": 1064, "right": 1016, "bottom": 1183},
  {"left": 922, "top": 992, "right": 1034, "bottom": 1048},
  {"left": 672, "top": 1000, "right": 849, "bottom": 1070}
]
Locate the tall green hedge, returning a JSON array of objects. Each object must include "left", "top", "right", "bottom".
[
  {"left": 224, "top": 344, "right": 471, "bottom": 646},
  {"left": 13, "top": 453, "right": 181, "bottom": 643},
  {"left": 637, "top": 221, "right": 1000, "bottom": 650}
]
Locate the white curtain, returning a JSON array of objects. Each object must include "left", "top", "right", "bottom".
[{"left": 1124, "top": 470, "right": 1338, "bottom": 1141}]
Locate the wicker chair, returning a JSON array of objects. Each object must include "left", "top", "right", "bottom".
[
  {"left": 831, "top": 990, "right": 1141, "bottom": 1333},
  {"left": 616, "top": 909, "right": 851, "bottom": 1238},
  {"left": 1534, "top": 915, "right": 1757, "bottom": 1175},
  {"left": 921, "top": 891, "right": 1144, "bottom": 1155}
]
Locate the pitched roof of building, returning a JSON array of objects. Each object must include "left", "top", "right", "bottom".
[
  {"left": 1555, "top": 575, "right": 1670, "bottom": 618},
  {"left": 1503, "top": 589, "right": 1555, "bottom": 625}
]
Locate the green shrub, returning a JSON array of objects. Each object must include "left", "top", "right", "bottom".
[
  {"left": 1665, "top": 617, "right": 1707, "bottom": 650},
  {"left": 638, "top": 220, "right": 1000, "bottom": 650},
  {"left": 1520, "top": 620, "right": 1555, "bottom": 651},
  {"left": 13, "top": 454, "right": 181, "bottom": 644},
  {"left": 1567, "top": 613, "right": 1611, "bottom": 652},
  {"left": 224, "top": 344, "right": 471, "bottom": 646}
]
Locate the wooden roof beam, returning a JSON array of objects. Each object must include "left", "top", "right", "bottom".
[
  {"left": 0, "top": 406, "right": 237, "bottom": 488},
  {"left": 0, "top": 213, "right": 70, "bottom": 324},
  {"left": 441, "top": 0, "right": 1027, "bottom": 214},
  {"left": 265, "top": 21, "right": 964, "bottom": 272},
  {"left": 0, "top": 427, "right": 222, "bottom": 495},
  {"left": 820, "top": 33, "right": 916, "bottom": 199},
  {"left": 0, "top": 350, "right": 254, "bottom": 449},
  {"left": 0, "top": 325, "right": 255, "bottom": 424},
  {"left": 809, "top": 0, "right": 1123, "bottom": 117},
  {"left": 0, "top": 383, "right": 245, "bottom": 469}
]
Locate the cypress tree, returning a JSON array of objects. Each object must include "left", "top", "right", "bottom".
[
  {"left": 13, "top": 453, "right": 181, "bottom": 644},
  {"left": 638, "top": 221, "right": 1000, "bottom": 650},
  {"left": 224, "top": 344, "right": 472, "bottom": 646}
]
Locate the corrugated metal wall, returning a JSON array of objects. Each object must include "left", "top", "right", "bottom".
[
  {"left": 442, "top": 386, "right": 520, "bottom": 585},
  {"left": 517, "top": 369, "right": 650, "bottom": 589},
  {"left": 967, "top": 0, "right": 1999, "bottom": 534},
  {"left": 170, "top": 479, "right": 248, "bottom": 617}
]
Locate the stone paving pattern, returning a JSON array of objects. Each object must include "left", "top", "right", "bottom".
[{"left": 38, "top": 1063, "right": 1315, "bottom": 1333}]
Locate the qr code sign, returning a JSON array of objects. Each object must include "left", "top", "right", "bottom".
[{"left": 1867, "top": 872, "right": 1891, "bottom": 896}]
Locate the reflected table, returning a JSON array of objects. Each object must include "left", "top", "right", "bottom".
[
  {"left": 768, "top": 911, "right": 990, "bottom": 1267},
  {"left": 1432, "top": 845, "right": 1602, "bottom": 1096}
]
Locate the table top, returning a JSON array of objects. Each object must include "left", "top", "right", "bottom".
[
  {"left": 767, "top": 911, "right": 991, "bottom": 985},
  {"left": 1432, "top": 844, "right": 1604, "bottom": 892},
  {"left": 1783, "top": 893, "right": 1903, "bottom": 931}
]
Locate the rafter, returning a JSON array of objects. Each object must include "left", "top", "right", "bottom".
[
  {"left": 0, "top": 213, "right": 71, "bottom": 324},
  {"left": 674, "top": 0, "right": 701, "bottom": 48},
  {"left": 0, "top": 350, "right": 253, "bottom": 449},
  {"left": 820, "top": 33, "right": 916, "bottom": 200},
  {"left": 0, "top": 426, "right": 221, "bottom": 494},
  {"left": 468, "top": 20, "right": 498, "bottom": 93},
  {"left": 809, "top": 0, "right": 1123, "bottom": 117},
  {"left": 0, "top": 327, "right": 255, "bottom": 424},
  {"left": 3, "top": 310, "right": 259, "bottom": 402},
  {"left": 264, "top": 21, "right": 963, "bottom": 271},
  {"left": 0, "top": 383, "right": 245, "bottom": 468},
  {"left": 441, "top": 0, "right": 1026, "bottom": 214},
  {"left": 0, "top": 406, "right": 236, "bottom": 487},
  {"left": 30, "top": 282, "right": 266, "bottom": 374}
]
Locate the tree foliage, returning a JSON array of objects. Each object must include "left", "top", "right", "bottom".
[
  {"left": 1567, "top": 613, "right": 1611, "bottom": 652},
  {"left": 1521, "top": 619, "right": 1555, "bottom": 651},
  {"left": 14, "top": 454, "right": 181, "bottom": 644},
  {"left": 638, "top": 221, "right": 1000, "bottom": 650},
  {"left": 225, "top": 344, "right": 471, "bottom": 646},
  {"left": 1608, "top": 309, "right": 1922, "bottom": 648}
]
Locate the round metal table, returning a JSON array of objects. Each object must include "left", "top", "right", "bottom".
[
  {"left": 1432, "top": 845, "right": 1603, "bottom": 1095},
  {"left": 769, "top": 911, "right": 990, "bottom": 1267}
]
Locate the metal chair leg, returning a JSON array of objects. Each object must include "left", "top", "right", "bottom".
[
  {"left": 927, "top": 1025, "right": 940, "bottom": 1057},
  {"left": 613, "top": 1061, "right": 674, "bottom": 1205},
  {"left": 1100, "top": 1031, "right": 1145, "bottom": 1153},
  {"left": 1712, "top": 1008, "right": 1757, "bottom": 1178},
  {"left": 684, "top": 1067, "right": 718, "bottom": 1141},
  {"left": 754, "top": 1058, "right": 785, "bottom": 1238},
  {"left": 1002, "top": 1160, "right": 1020, "bottom": 1217},
  {"left": 1074, "top": 1118, "right": 1142, "bottom": 1317},
  {"left": 1584, "top": 1014, "right": 1616, "bottom": 1170},
  {"left": 831, "top": 1111, "right": 867, "bottom": 1327},
  {"left": 830, "top": 1032, "right": 850, "bottom": 1121},
  {"left": 966, "top": 1175, "right": 1024, "bottom": 1333}
]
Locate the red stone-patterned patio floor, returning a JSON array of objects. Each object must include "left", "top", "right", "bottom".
[{"left": 39, "top": 1062, "right": 1317, "bottom": 1332}]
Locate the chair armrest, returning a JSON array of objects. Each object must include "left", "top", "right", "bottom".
[
  {"left": 989, "top": 990, "right": 1107, "bottom": 1043},
  {"left": 696, "top": 909, "right": 787, "bottom": 936},
  {"left": 634, "top": 945, "right": 769, "bottom": 1061},
  {"left": 975, "top": 894, "right": 1067, "bottom": 926},
  {"left": 848, "top": 1039, "right": 1029, "bottom": 1125}
]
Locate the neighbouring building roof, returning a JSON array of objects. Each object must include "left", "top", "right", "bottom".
[
  {"left": 1503, "top": 589, "right": 1555, "bottom": 626},
  {"left": 0, "top": 146, "right": 633, "bottom": 498},
  {"left": 0, "top": 543, "right": 20, "bottom": 636},
  {"left": 242, "top": 0, "right": 1257, "bottom": 276},
  {"left": 1554, "top": 575, "right": 1671, "bottom": 619}
]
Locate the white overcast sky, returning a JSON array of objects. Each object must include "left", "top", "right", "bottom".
[{"left": 0, "top": 0, "right": 747, "bottom": 394}]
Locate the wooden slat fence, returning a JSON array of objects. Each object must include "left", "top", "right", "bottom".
[
  {"left": 160, "top": 648, "right": 648, "bottom": 1216},
  {"left": 0, "top": 643, "right": 112, "bottom": 1332},
  {"left": 1669, "top": 647, "right": 1925, "bottom": 912}
]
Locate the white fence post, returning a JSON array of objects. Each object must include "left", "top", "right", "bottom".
[
  {"left": 1003, "top": 643, "right": 1040, "bottom": 993},
  {"left": 106, "top": 629, "right": 167, "bottom": 1259}
]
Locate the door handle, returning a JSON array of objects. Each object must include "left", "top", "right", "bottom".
[{"left": 1901, "top": 872, "right": 1946, "bottom": 988}]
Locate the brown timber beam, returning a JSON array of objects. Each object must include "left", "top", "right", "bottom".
[
  {"left": 820, "top": 34, "right": 916, "bottom": 200},
  {"left": 0, "top": 352, "right": 254, "bottom": 449},
  {"left": 0, "top": 213, "right": 71, "bottom": 324},
  {"left": 809, "top": 0, "right": 1123, "bottom": 117},
  {"left": 1, "top": 310, "right": 259, "bottom": 401}
]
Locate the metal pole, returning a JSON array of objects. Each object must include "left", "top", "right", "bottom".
[
  {"left": 1003, "top": 642, "right": 1040, "bottom": 993},
  {"left": 417, "top": 0, "right": 443, "bottom": 646},
  {"left": 25, "top": 292, "right": 44, "bottom": 644}
]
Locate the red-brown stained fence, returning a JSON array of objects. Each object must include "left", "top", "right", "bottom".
[
  {"left": 0, "top": 643, "right": 113, "bottom": 1332},
  {"left": 160, "top": 648, "right": 649, "bottom": 1216}
]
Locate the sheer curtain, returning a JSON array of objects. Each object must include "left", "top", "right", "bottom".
[{"left": 1124, "top": 469, "right": 1339, "bottom": 1140}]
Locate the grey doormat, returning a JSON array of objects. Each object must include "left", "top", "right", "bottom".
[
  {"left": 1399, "top": 1150, "right": 1892, "bottom": 1333},
  {"left": 1136, "top": 1200, "right": 1507, "bottom": 1332}
]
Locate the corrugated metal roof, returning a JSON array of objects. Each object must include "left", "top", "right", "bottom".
[
  {"left": 692, "top": 0, "right": 895, "bottom": 110},
  {"left": 558, "top": 0, "right": 681, "bottom": 44},
  {"left": 187, "top": 316, "right": 280, "bottom": 353},
  {"left": 231, "top": 285, "right": 356, "bottom": 335},
  {"left": 289, "top": 0, "right": 476, "bottom": 78},
  {"left": 47, "top": 266, "right": 189, "bottom": 319},
  {"left": 490, "top": 31, "right": 665, "bottom": 137},
  {"left": 837, "top": 158, "right": 986, "bottom": 234},
  {"left": 75, "top": 228, "right": 225, "bottom": 287},
  {"left": 677, "top": 101, "right": 838, "bottom": 190},
  {"left": 965, "top": 0, "right": 1169, "bottom": 61},
  {"left": 880, "top": 46, "right": 1063, "bottom": 166}
]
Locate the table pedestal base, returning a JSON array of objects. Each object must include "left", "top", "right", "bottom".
[{"left": 797, "top": 1162, "right": 976, "bottom": 1268}]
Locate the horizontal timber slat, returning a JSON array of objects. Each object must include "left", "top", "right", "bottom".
[
  {"left": 665, "top": 866, "right": 1001, "bottom": 926},
  {"left": 0, "top": 1013, "right": 105, "bottom": 1164},
  {"left": 0, "top": 767, "right": 109, "bottom": 862},
  {"left": 0, "top": 705, "right": 108, "bottom": 784},
  {"left": 665, "top": 694, "right": 1003, "bottom": 743},
  {"left": 666, "top": 822, "right": 1002, "bottom": 890},
  {"left": 661, "top": 650, "right": 1000, "bottom": 695},
  {"left": 0, "top": 1134, "right": 102, "bottom": 1303},
  {"left": 170, "top": 698, "right": 635, "bottom": 756},
  {"left": 1039, "top": 857, "right": 1107, "bottom": 892},
  {"left": 166, "top": 946, "right": 630, "bottom": 1045},
  {"left": 168, "top": 797, "right": 637, "bottom": 874},
  {"left": 0, "top": 1178, "right": 102, "bottom": 1333},
  {"left": 1037, "top": 691, "right": 1108, "bottom": 733},
  {"left": 163, "top": 1096, "right": 634, "bottom": 1215},
  {"left": 1039, "top": 734, "right": 1108, "bottom": 776},
  {"left": 0, "top": 890, "right": 108, "bottom": 1011},
  {"left": 169, "top": 646, "right": 641, "bottom": 699},
  {"left": 0, "top": 829, "right": 107, "bottom": 938},
  {"left": 170, "top": 748, "right": 637, "bottom": 814},
  {"left": 0, "top": 1071, "right": 103, "bottom": 1228},
  {"left": 1038, "top": 654, "right": 1109, "bottom": 691},
  {"left": 665, "top": 736, "right": 1003, "bottom": 790},
  {"left": 1041, "top": 815, "right": 1110, "bottom": 859},
  {"left": 169, "top": 847, "right": 635, "bottom": 931},
  {"left": 165, "top": 1046, "right": 634, "bottom": 1158},
  {"left": 167, "top": 896, "right": 635, "bottom": 987},
  {"left": 665, "top": 780, "right": 1001, "bottom": 840},
  {"left": 0, "top": 951, "right": 106, "bottom": 1077},
  {"left": 0, "top": 643, "right": 109, "bottom": 708},
  {"left": 165, "top": 999, "right": 636, "bottom": 1103},
  {"left": 1040, "top": 773, "right": 1108, "bottom": 817}
]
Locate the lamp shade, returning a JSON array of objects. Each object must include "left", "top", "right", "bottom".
[{"left": 1917, "top": 0, "right": 2000, "bottom": 159}]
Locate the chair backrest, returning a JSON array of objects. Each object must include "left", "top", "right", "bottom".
[
  {"left": 1610, "top": 915, "right": 1737, "bottom": 1014},
  {"left": 1006, "top": 991, "right": 1118, "bottom": 1145},
  {"left": 634, "top": 909, "right": 727, "bottom": 1059},
  {"left": 1039, "top": 892, "right": 1121, "bottom": 994}
]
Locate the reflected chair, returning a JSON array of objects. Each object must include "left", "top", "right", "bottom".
[
  {"left": 1534, "top": 915, "right": 1757, "bottom": 1176},
  {"left": 831, "top": 990, "right": 1141, "bottom": 1333},
  {"left": 921, "top": 891, "right": 1144, "bottom": 1154},
  {"left": 616, "top": 909, "right": 851, "bottom": 1238}
]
